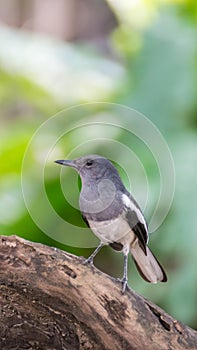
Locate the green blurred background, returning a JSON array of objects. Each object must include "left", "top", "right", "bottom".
[{"left": 0, "top": 0, "right": 197, "bottom": 329}]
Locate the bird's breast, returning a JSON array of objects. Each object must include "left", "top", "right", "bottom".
[{"left": 79, "top": 186, "right": 123, "bottom": 222}]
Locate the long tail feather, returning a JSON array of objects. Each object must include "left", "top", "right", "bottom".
[{"left": 130, "top": 242, "right": 167, "bottom": 283}]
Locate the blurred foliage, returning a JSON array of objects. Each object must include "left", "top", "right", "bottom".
[{"left": 0, "top": 0, "right": 197, "bottom": 329}]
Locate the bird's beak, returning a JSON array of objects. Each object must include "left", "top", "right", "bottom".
[{"left": 54, "top": 159, "right": 76, "bottom": 168}]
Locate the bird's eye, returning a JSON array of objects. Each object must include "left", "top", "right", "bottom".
[{"left": 86, "top": 160, "right": 93, "bottom": 167}]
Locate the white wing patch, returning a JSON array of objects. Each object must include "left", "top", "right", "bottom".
[{"left": 122, "top": 194, "right": 148, "bottom": 232}]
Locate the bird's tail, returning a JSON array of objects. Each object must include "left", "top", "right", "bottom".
[{"left": 130, "top": 242, "right": 167, "bottom": 283}]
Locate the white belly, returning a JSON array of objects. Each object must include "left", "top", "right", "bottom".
[{"left": 88, "top": 215, "right": 136, "bottom": 250}]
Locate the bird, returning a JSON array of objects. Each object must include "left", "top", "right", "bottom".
[{"left": 55, "top": 154, "right": 167, "bottom": 292}]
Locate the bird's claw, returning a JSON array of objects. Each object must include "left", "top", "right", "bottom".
[
  {"left": 83, "top": 257, "right": 93, "bottom": 265},
  {"left": 117, "top": 277, "right": 128, "bottom": 293}
]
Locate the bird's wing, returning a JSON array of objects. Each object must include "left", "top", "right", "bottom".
[
  {"left": 122, "top": 193, "right": 148, "bottom": 255},
  {"left": 82, "top": 214, "right": 90, "bottom": 228}
]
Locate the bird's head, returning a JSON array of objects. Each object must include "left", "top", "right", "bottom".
[{"left": 55, "top": 154, "right": 115, "bottom": 179}]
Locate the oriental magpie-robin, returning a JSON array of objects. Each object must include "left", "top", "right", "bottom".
[{"left": 55, "top": 154, "right": 167, "bottom": 292}]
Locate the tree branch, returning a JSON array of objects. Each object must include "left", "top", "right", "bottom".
[{"left": 0, "top": 235, "right": 196, "bottom": 350}]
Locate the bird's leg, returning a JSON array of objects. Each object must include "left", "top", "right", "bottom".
[
  {"left": 83, "top": 242, "right": 104, "bottom": 265},
  {"left": 120, "top": 253, "right": 128, "bottom": 293}
]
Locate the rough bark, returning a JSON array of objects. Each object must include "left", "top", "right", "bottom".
[{"left": 0, "top": 235, "right": 196, "bottom": 350}]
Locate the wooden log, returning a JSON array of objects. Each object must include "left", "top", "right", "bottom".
[{"left": 0, "top": 235, "right": 196, "bottom": 350}]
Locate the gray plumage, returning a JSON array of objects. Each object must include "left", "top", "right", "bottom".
[{"left": 55, "top": 154, "right": 167, "bottom": 292}]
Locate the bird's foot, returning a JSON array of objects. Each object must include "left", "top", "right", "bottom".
[
  {"left": 82, "top": 243, "right": 104, "bottom": 266},
  {"left": 118, "top": 277, "right": 128, "bottom": 294},
  {"left": 83, "top": 256, "right": 94, "bottom": 265}
]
